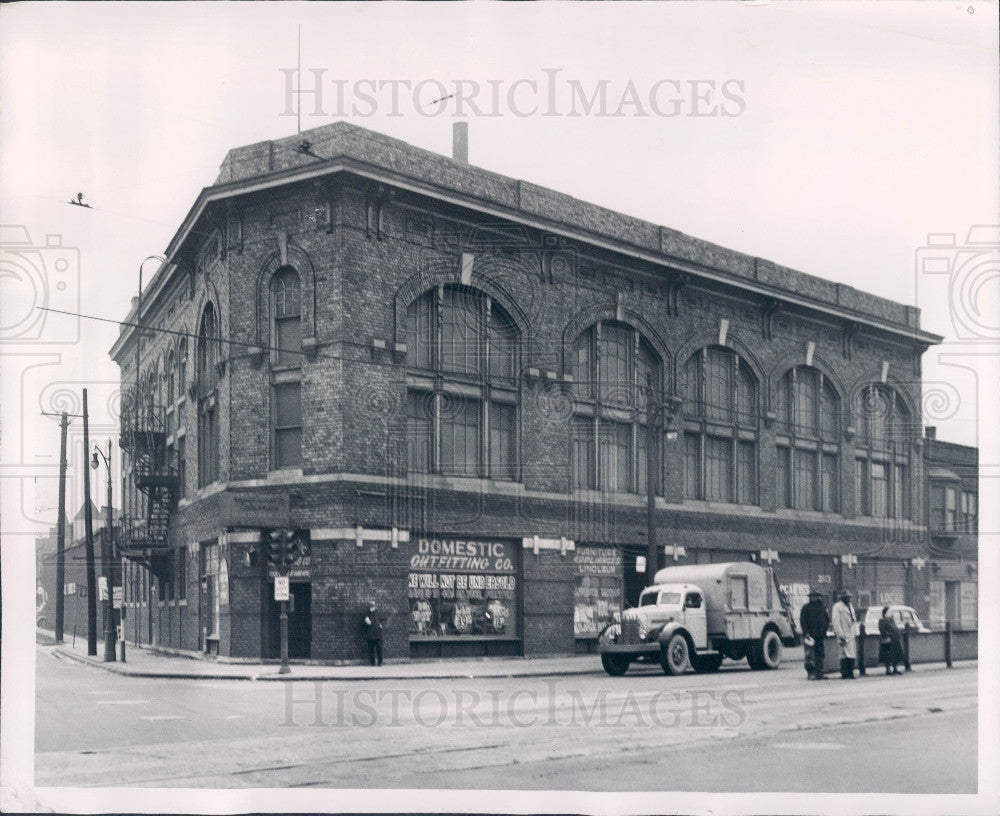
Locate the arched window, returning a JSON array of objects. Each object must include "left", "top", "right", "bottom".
[
  {"left": 166, "top": 350, "right": 176, "bottom": 406},
  {"left": 269, "top": 268, "right": 303, "bottom": 469},
  {"left": 775, "top": 366, "right": 840, "bottom": 512},
  {"left": 570, "top": 321, "right": 662, "bottom": 494},
  {"left": 271, "top": 267, "right": 302, "bottom": 366},
  {"left": 165, "top": 350, "right": 176, "bottom": 438},
  {"left": 196, "top": 303, "right": 220, "bottom": 487},
  {"left": 854, "top": 384, "right": 913, "bottom": 519},
  {"left": 196, "top": 303, "right": 219, "bottom": 396},
  {"left": 682, "top": 346, "right": 758, "bottom": 504},
  {"left": 177, "top": 338, "right": 187, "bottom": 399},
  {"left": 404, "top": 285, "right": 519, "bottom": 478}
]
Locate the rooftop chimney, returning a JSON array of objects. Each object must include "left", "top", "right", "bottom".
[
  {"left": 925, "top": 426, "right": 936, "bottom": 440},
  {"left": 452, "top": 121, "right": 468, "bottom": 163}
]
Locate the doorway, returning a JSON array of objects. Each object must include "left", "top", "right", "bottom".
[{"left": 265, "top": 581, "right": 312, "bottom": 659}]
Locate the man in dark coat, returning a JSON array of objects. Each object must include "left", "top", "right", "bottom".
[
  {"left": 362, "top": 601, "right": 384, "bottom": 667},
  {"left": 799, "top": 589, "right": 831, "bottom": 680},
  {"left": 878, "top": 606, "right": 903, "bottom": 675}
]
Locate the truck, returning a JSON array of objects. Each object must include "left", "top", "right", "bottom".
[{"left": 598, "top": 561, "right": 799, "bottom": 676}]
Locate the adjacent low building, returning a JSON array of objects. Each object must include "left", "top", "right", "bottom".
[{"left": 110, "top": 122, "right": 955, "bottom": 663}]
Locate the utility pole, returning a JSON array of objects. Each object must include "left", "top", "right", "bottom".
[
  {"left": 55, "top": 412, "right": 69, "bottom": 643},
  {"left": 645, "top": 389, "right": 682, "bottom": 589},
  {"left": 82, "top": 388, "right": 98, "bottom": 656},
  {"left": 93, "top": 439, "right": 116, "bottom": 661}
]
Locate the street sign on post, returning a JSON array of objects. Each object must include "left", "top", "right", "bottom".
[
  {"left": 98, "top": 576, "right": 109, "bottom": 601},
  {"left": 274, "top": 575, "right": 290, "bottom": 602}
]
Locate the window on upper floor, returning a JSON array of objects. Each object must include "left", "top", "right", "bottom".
[
  {"left": 271, "top": 266, "right": 302, "bottom": 367},
  {"left": 273, "top": 381, "right": 303, "bottom": 469},
  {"left": 404, "top": 286, "right": 520, "bottom": 479},
  {"left": 196, "top": 303, "right": 220, "bottom": 395},
  {"left": 196, "top": 303, "right": 220, "bottom": 487},
  {"left": 682, "top": 346, "right": 758, "bottom": 504},
  {"left": 775, "top": 366, "right": 841, "bottom": 513},
  {"left": 854, "top": 384, "right": 913, "bottom": 520},
  {"left": 570, "top": 321, "right": 662, "bottom": 494}
]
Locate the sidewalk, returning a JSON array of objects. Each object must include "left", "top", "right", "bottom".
[{"left": 37, "top": 628, "right": 626, "bottom": 681}]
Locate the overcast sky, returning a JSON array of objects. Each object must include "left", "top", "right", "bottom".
[{"left": 2, "top": 1, "right": 997, "bottom": 529}]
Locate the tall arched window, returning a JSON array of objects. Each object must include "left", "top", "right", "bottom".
[
  {"left": 570, "top": 321, "right": 662, "bottom": 494},
  {"left": 682, "top": 346, "right": 758, "bottom": 504},
  {"left": 271, "top": 266, "right": 302, "bottom": 366},
  {"left": 196, "top": 303, "right": 219, "bottom": 396},
  {"left": 196, "top": 303, "right": 220, "bottom": 487},
  {"left": 177, "top": 338, "right": 188, "bottom": 399},
  {"left": 269, "top": 268, "right": 303, "bottom": 469},
  {"left": 165, "top": 349, "right": 176, "bottom": 438},
  {"left": 166, "top": 350, "right": 176, "bottom": 406},
  {"left": 404, "top": 285, "right": 519, "bottom": 478},
  {"left": 775, "top": 366, "right": 840, "bottom": 512},
  {"left": 854, "top": 384, "right": 912, "bottom": 519}
]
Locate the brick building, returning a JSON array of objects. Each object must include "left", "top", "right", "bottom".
[
  {"left": 923, "top": 430, "right": 978, "bottom": 629},
  {"left": 110, "top": 122, "right": 948, "bottom": 663},
  {"left": 36, "top": 502, "right": 119, "bottom": 641}
]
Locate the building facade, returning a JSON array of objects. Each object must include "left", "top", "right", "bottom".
[
  {"left": 924, "top": 430, "right": 978, "bottom": 630},
  {"left": 110, "top": 122, "right": 947, "bottom": 662}
]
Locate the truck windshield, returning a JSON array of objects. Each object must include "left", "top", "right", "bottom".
[{"left": 640, "top": 592, "right": 680, "bottom": 606}]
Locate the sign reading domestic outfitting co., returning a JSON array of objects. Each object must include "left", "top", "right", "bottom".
[{"left": 409, "top": 538, "right": 513, "bottom": 572}]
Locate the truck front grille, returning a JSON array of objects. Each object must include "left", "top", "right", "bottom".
[{"left": 621, "top": 618, "right": 643, "bottom": 645}]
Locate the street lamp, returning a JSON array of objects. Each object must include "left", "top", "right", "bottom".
[{"left": 92, "top": 440, "right": 120, "bottom": 662}]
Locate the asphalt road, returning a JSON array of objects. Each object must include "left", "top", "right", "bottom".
[{"left": 35, "top": 645, "right": 977, "bottom": 792}]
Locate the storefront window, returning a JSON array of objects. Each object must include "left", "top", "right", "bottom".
[
  {"left": 408, "top": 537, "right": 518, "bottom": 639},
  {"left": 574, "top": 546, "right": 623, "bottom": 638}
]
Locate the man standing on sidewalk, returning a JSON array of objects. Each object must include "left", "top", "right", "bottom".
[
  {"left": 363, "top": 601, "right": 384, "bottom": 667},
  {"left": 831, "top": 589, "right": 858, "bottom": 679},
  {"left": 800, "top": 589, "right": 830, "bottom": 680}
]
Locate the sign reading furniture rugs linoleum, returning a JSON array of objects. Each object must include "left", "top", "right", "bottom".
[
  {"left": 574, "top": 545, "right": 623, "bottom": 638},
  {"left": 408, "top": 537, "right": 517, "bottom": 638}
]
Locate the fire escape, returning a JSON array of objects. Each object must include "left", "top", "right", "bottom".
[{"left": 119, "top": 383, "right": 179, "bottom": 569}]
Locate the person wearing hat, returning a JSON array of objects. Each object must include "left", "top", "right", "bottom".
[
  {"left": 831, "top": 589, "right": 858, "bottom": 679},
  {"left": 362, "top": 601, "right": 384, "bottom": 667},
  {"left": 799, "top": 589, "right": 831, "bottom": 680}
]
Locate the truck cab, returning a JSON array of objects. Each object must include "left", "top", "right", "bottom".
[{"left": 633, "top": 584, "right": 707, "bottom": 650}]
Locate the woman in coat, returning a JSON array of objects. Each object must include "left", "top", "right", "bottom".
[
  {"left": 877, "top": 606, "right": 903, "bottom": 675},
  {"left": 830, "top": 589, "right": 858, "bottom": 679}
]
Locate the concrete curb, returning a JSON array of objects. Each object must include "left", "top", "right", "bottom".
[{"left": 49, "top": 646, "right": 601, "bottom": 682}]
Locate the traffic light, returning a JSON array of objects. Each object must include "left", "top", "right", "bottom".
[{"left": 261, "top": 530, "right": 309, "bottom": 569}]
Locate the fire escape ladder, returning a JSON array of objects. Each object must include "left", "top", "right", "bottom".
[{"left": 119, "top": 385, "right": 180, "bottom": 559}]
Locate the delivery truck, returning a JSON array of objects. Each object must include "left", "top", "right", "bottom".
[{"left": 598, "top": 561, "right": 799, "bottom": 676}]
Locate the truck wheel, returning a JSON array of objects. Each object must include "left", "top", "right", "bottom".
[
  {"left": 601, "top": 653, "right": 630, "bottom": 676},
  {"left": 749, "top": 630, "right": 782, "bottom": 670},
  {"left": 660, "top": 633, "right": 690, "bottom": 676},
  {"left": 693, "top": 653, "right": 723, "bottom": 673}
]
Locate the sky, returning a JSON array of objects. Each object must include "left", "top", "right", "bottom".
[{"left": 1, "top": 3, "right": 998, "bottom": 812}]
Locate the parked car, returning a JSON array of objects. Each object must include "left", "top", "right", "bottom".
[{"left": 861, "top": 605, "right": 931, "bottom": 634}]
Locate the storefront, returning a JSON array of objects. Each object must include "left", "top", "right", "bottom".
[
  {"left": 407, "top": 536, "right": 521, "bottom": 659},
  {"left": 573, "top": 545, "right": 623, "bottom": 650}
]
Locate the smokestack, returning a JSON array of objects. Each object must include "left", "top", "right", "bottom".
[
  {"left": 925, "top": 426, "right": 936, "bottom": 440},
  {"left": 452, "top": 121, "right": 468, "bottom": 163}
]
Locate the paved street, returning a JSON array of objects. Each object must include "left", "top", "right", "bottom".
[{"left": 35, "top": 644, "right": 977, "bottom": 792}]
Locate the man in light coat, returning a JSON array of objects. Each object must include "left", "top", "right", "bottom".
[{"left": 831, "top": 589, "right": 858, "bottom": 679}]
